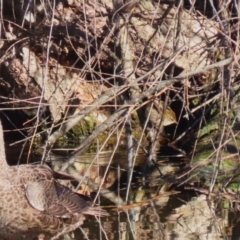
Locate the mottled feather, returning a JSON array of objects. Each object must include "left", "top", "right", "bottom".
[{"left": 0, "top": 121, "right": 108, "bottom": 240}]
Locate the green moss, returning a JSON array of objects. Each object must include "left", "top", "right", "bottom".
[{"left": 69, "top": 115, "right": 97, "bottom": 138}]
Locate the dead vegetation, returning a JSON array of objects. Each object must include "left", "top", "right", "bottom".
[{"left": 1, "top": 0, "right": 240, "bottom": 236}]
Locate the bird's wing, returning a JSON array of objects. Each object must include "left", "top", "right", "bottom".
[
  {"left": 25, "top": 179, "right": 90, "bottom": 218},
  {"left": 47, "top": 182, "right": 90, "bottom": 218}
]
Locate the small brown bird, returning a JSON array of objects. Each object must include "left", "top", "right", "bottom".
[
  {"left": 145, "top": 99, "right": 177, "bottom": 128},
  {"left": 144, "top": 98, "right": 177, "bottom": 144},
  {"left": 0, "top": 121, "right": 108, "bottom": 240}
]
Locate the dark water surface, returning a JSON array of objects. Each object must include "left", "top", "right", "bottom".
[{"left": 4, "top": 143, "right": 240, "bottom": 240}]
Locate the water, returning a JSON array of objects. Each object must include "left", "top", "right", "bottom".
[{"left": 4, "top": 143, "right": 240, "bottom": 240}]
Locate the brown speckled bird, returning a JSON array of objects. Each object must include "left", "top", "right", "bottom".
[
  {"left": 144, "top": 98, "right": 177, "bottom": 144},
  {"left": 145, "top": 99, "right": 177, "bottom": 128},
  {"left": 0, "top": 121, "right": 108, "bottom": 240}
]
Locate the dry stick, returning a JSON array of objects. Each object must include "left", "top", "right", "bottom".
[
  {"left": 51, "top": 53, "right": 240, "bottom": 205},
  {"left": 48, "top": 54, "right": 240, "bottom": 166},
  {"left": 59, "top": 107, "right": 128, "bottom": 172},
  {"left": 57, "top": 81, "right": 198, "bottom": 172},
  {"left": 47, "top": 85, "right": 128, "bottom": 145},
  {"left": 48, "top": 52, "right": 240, "bottom": 149},
  {"left": 118, "top": 16, "right": 138, "bottom": 203},
  {"left": 208, "top": 0, "right": 233, "bottom": 194},
  {"left": 54, "top": 57, "right": 238, "bottom": 156},
  {"left": 60, "top": 108, "right": 128, "bottom": 206},
  {"left": 54, "top": 170, "right": 126, "bottom": 206},
  {"left": 48, "top": 53, "right": 240, "bottom": 159},
  {"left": 47, "top": 56, "right": 176, "bottom": 149}
]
